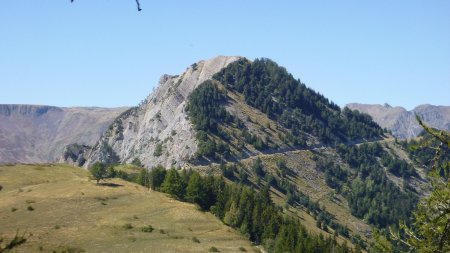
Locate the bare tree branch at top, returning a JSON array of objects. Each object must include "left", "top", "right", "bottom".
[
  {"left": 70, "top": 0, "right": 142, "bottom": 11},
  {"left": 135, "top": 0, "right": 142, "bottom": 11}
]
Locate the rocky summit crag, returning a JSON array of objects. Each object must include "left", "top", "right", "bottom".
[{"left": 70, "top": 56, "right": 242, "bottom": 168}]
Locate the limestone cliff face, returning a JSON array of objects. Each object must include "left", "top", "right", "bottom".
[
  {"left": 346, "top": 103, "right": 450, "bottom": 138},
  {"left": 83, "top": 56, "right": 241, "bottom": 168},
  {"left": 0, "top": 105, "right": 128, "bottom": 164}
]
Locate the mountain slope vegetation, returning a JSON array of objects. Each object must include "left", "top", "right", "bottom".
[
  {"left": 181, "top": 57, "right": 430, "bottom": 251},
  {"left": 54, "top": 56, "right": 437, "bottom": 252},
  {"left": 136, "top": 167, "right": 354, "bottom": 253},
  {"left": 213, "top": 58, "right": 384, "bottom": 144}
]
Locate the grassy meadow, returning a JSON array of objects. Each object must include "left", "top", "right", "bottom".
[{"left": 0, "top": 164, "right": 257, "bottom": 253}]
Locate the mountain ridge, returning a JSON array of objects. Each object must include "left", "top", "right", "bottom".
[
  {"left": 346, "top": 103, "right": 450, "bottom": 139},
  {"left": 0, "top": 104, "right": 63, "bottom": 116},
  {"left": 0, "top": 104, "right": 128, "bottom": 164}
]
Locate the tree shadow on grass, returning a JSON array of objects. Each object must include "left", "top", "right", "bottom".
[{"left": 97, "top": 182, "right": 123, "bottom": 188}]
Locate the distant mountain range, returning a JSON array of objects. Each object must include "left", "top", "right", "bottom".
[
  {"left": 0, "top": 105, "right": 128, "bottom": 164},
  {"left": 346, "top": 103, "right": 450, "bottom": 139},
  {"left": 2, "top": 85, "right": 448, "bottom": 165}
]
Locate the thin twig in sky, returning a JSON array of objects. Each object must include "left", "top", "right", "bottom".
[{"left": 70, "top": 0, "right": 142, "bottom": 11}]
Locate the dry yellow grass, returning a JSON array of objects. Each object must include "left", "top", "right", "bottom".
[{"left": 0, "top": 164, "right": 257, "bottom": 253}]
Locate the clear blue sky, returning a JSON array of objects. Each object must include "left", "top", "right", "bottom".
[{"left": 1, "top": 1, "right": 449, "bottom": 110}]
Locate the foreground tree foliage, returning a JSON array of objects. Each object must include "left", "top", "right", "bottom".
[
  {"left": 401, "top": 131, "right": 450, "bottom": 177},
  {"left": 393, "top": 117, "right": 450, "bottom": 253}
]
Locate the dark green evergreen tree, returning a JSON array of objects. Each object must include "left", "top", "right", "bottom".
[
  {"left": 185, "top": 172, "right": 208, "bottom": 209},
  {"left": 149, "top": 165, "right": 166, "bottom": 190},
  {"left": 160, "top": 168, "right": 185, "bottom": 199},
  {"left": 251, "top": 157, "right": 264, "bottom": 176}
]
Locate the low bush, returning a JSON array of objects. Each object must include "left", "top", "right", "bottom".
[
  {"left": 141, "top": 225, "right": 154, "bottom": 233},
  {"left": 123, "top": 223, "right": 133, "bottom": 230},
  {"left": 209, "top": 246, "right": 219, "bottom": 252}
]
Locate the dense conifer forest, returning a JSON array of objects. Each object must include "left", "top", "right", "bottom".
[{"left": 213, "top": 58, "right": 384, "bottom": 144}]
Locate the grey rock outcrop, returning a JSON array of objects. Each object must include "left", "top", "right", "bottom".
[
  {"left": 346, "top": 103, "right": 450, "bottom": 138},
  {"left": 60, "top": 143, "right": 92, "bottom": 167},
  {"left": 83, "top": 56, "right": 241, "bottom": 168},
  {"left": 0, "top": 105, "right": 128, "bottom": 164}
]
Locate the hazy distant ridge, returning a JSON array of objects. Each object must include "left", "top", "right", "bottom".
[
  {"left": 0, "top": 104, "right": 128, "bottom": 163},
  {"left": 346, "top": 103, "right": 450, "bottom": 138}
]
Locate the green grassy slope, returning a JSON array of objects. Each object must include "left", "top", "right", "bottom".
[{"left": 0, "top": 164, "right": 257, "bottom": 253}]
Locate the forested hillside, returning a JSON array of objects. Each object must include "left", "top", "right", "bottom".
[
  {"left": 181, "top": 58, "right": 433, "bottom": 252},
  {"left": 137, "top": 167, "right": 354, "bottom": 253},
  {"left": 214, "top": 59, "right": 384, "bottom": 144}
]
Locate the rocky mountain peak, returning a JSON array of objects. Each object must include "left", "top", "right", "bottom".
[{"left": 80, "top": 56, "right": 242, "bottom": 168}]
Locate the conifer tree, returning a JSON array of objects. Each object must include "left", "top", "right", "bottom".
[
  {"left": 149, "top": 165, "right": 166, "bottom": 190},
  {"left": 394, "top": 116, "right": 450, "bottom": 253},
  {"left": 185, "top": 172, "right": 207, "bottom": 209},
  {"left": 160, "top": 169, "right": 185, "bottom": 200}
]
